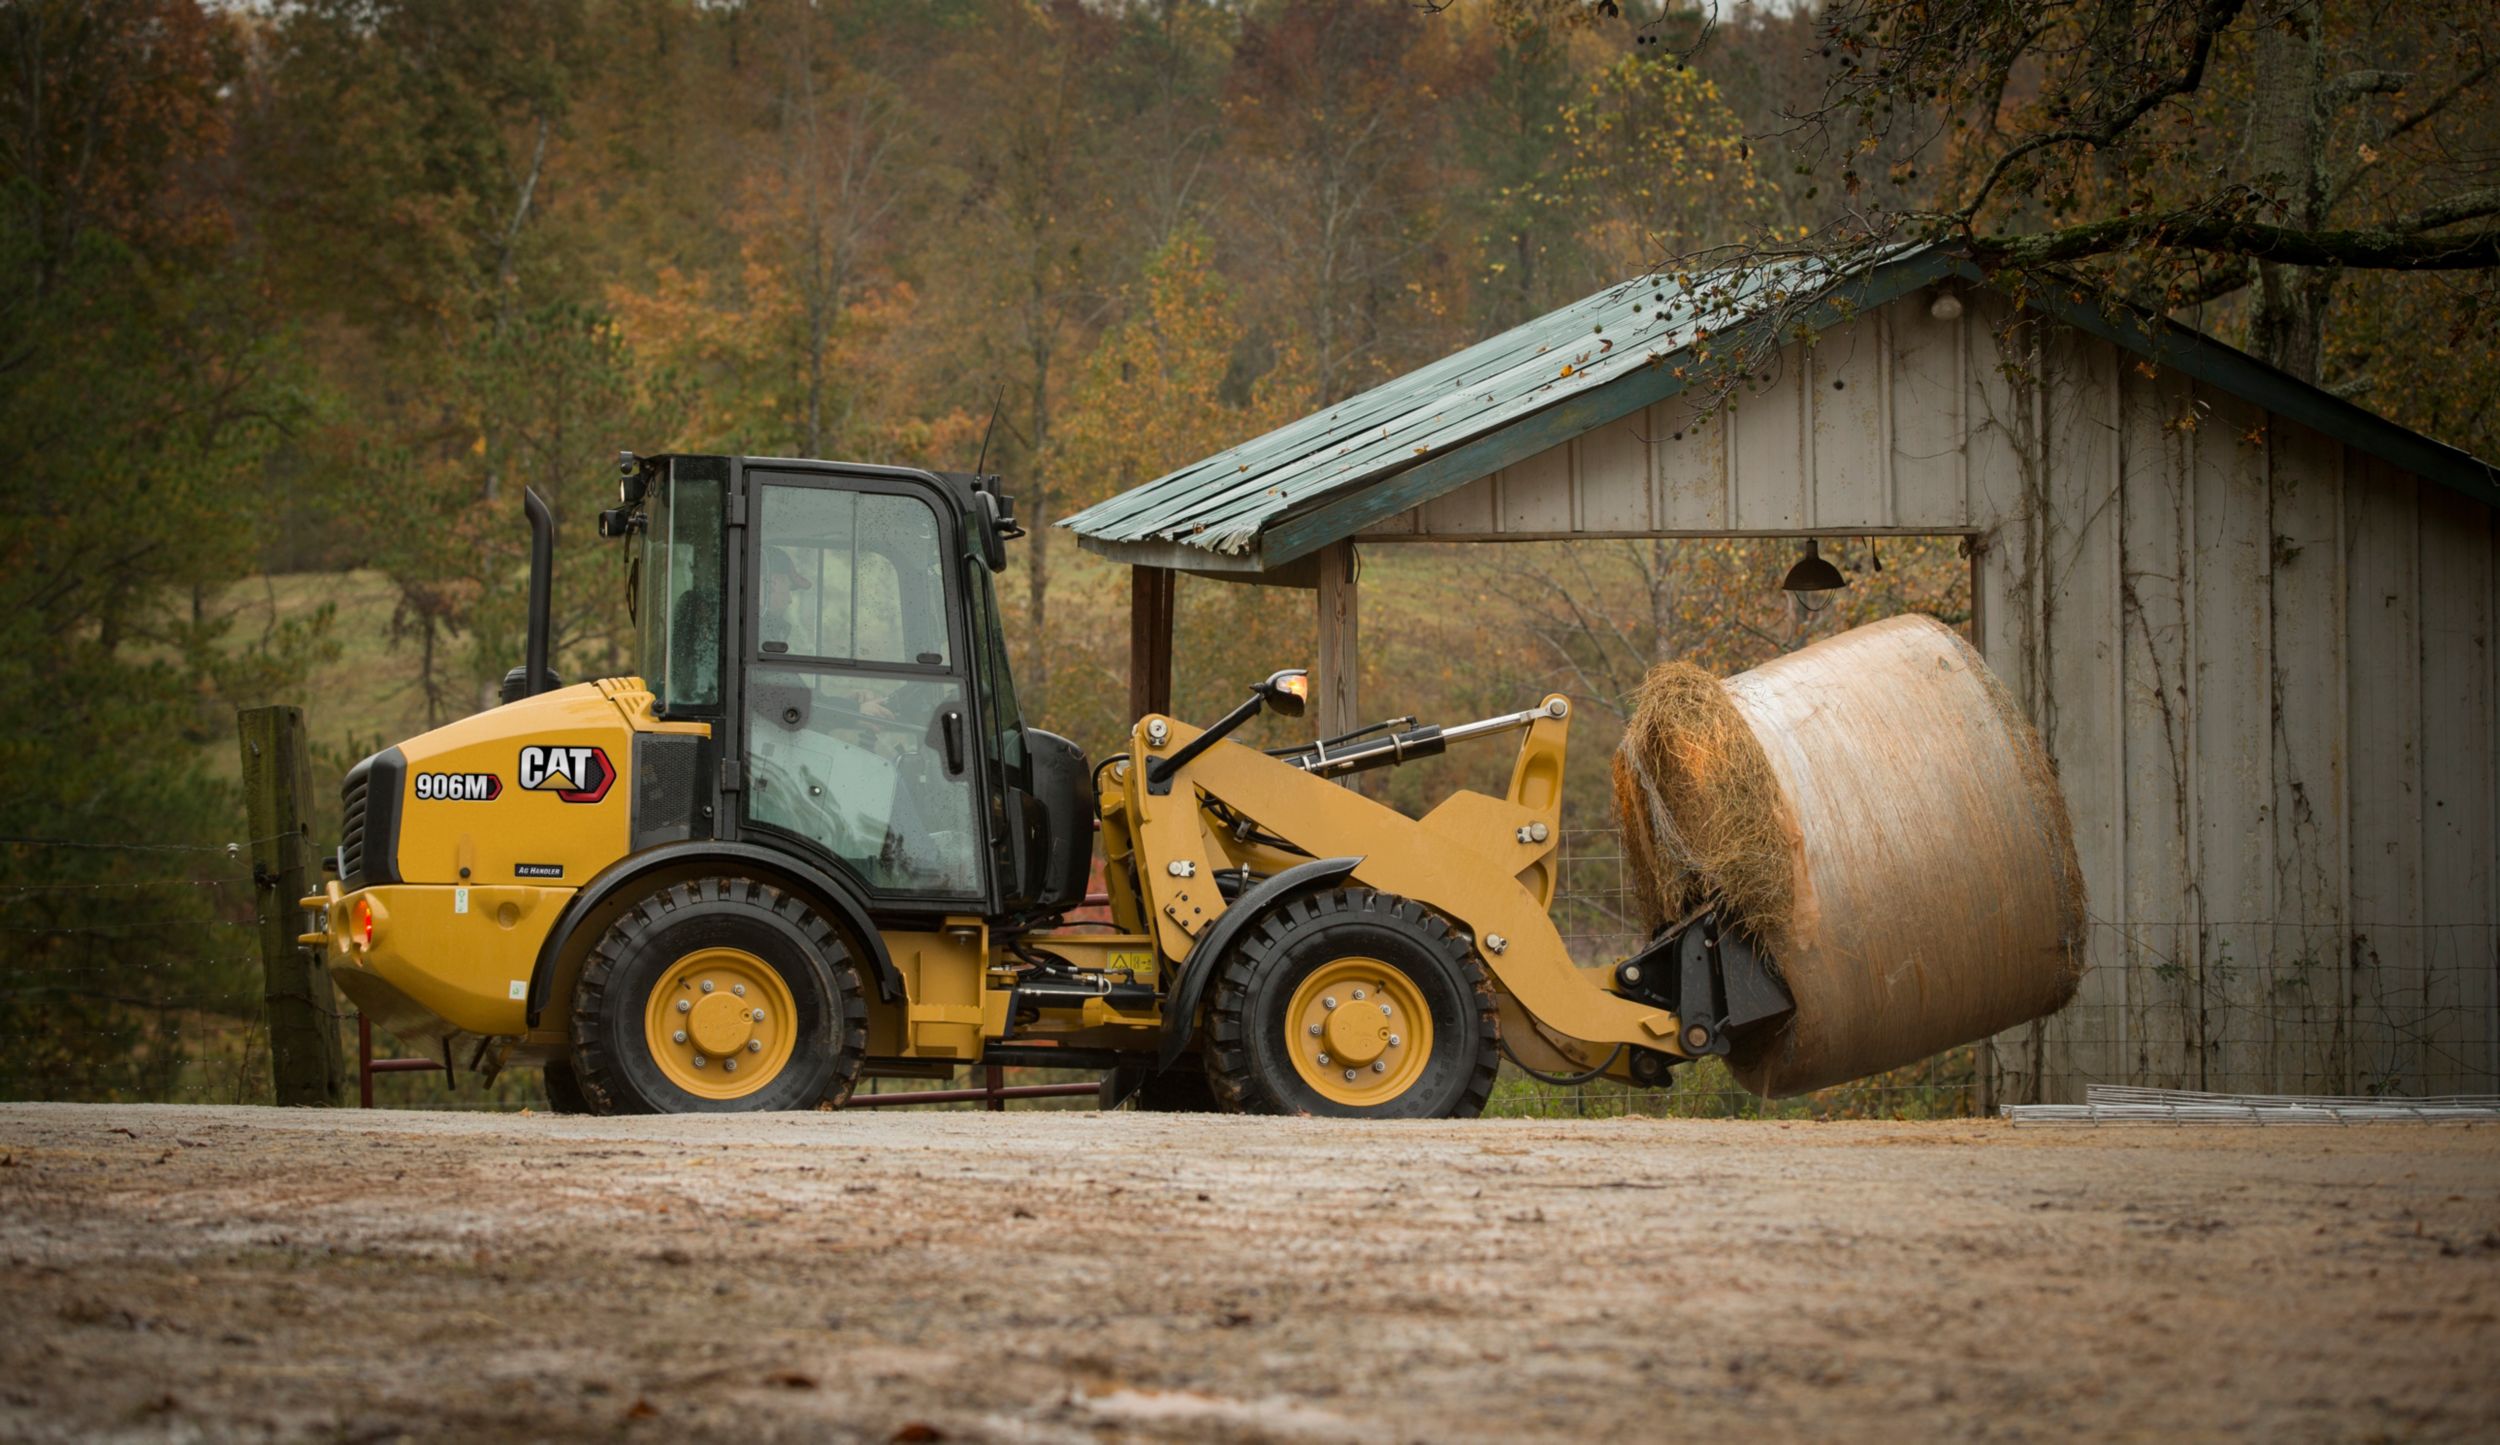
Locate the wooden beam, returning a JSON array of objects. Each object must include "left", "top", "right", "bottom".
[
  {"left": 1129, "top": 565, "right": 1175, "bottom": 720},
  {"left": 1315, "top": 541, "right": 1360, "bottom": 741},
  {"left": 238, "top": 705, "right": 345, "bottom": 1106}
]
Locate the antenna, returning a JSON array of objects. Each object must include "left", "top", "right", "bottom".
[{"left": 972, "top": 385, "right": 1005, "bottom": 478}]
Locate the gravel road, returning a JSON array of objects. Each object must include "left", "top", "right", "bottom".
[{"left": 1, "top": 1104, "right": 2494, "bottom": 1442}]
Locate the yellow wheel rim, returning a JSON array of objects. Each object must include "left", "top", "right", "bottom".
[
  {"left": 642, "top": 947, "right": 797, "bottom": 1101},
  {"left": 1285, "top": 957, "right": 1433, "bottom": 1108}
]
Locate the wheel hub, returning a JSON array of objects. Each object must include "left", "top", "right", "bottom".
[
  {"left": 1285, "top": 957, "right": 1431, "bottom": 1107},
  {"left": 643, "top": 947, "right": 795, "bottom": 1100},
  {"left": 687, "top": 991, "right": 755, "bottom": 1056},
  {"left": 1323, "top": 1002, "right": 1391, "bottom": 1066}
]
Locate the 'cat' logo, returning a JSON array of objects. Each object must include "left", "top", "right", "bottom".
[{"left": 516, "top": 745, "right": 615, "bottom": 803}]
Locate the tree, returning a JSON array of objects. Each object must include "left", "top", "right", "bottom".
[
  {"left": 1228, "top": 0, "right": 1455, "bottom": 402},
  {"left": 1761, "top": 2, "right": 2494, "bottom": 398},
  {"left": 0, "top": 0, "right": 329, "bottom": 1100},
  {"left": 926, "top": 1, "right": 1125, "bottom": 722}
]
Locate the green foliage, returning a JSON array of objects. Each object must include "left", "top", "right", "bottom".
[{"left": 0, "top": 1, "right": 330, "bottom": 1100}]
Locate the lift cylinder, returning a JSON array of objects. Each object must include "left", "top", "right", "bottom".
[{"left": 1614, "top": 614, "right": 2086, "bottom": 1097}]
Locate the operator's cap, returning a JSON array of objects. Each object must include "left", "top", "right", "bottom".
[{"left": 764, "top": 547, "right": 812, "bottom": 589}]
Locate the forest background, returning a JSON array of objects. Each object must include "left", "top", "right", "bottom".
[{"left": 6, "top": 0, "right": 2494, "bottom": 1103}]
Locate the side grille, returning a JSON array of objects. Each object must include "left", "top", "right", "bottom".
[
  {"left": 338, "top": 748, "right": 403, "bottom": 888},
  {"left": 340, "top": 766, "right": 371, "bottom": 885}
]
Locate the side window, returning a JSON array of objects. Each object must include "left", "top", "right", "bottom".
[
  {"left": 966, "top": 567, "right": 1025, "bottom": 772},
  {"left": 662, "top": 473, "right": 723, "bottom": 709},
  {"left": 756, "top": 489, "right": 950, "bottom": 667}
]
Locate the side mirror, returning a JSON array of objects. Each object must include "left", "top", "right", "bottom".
[
  {"left": 1260, "top": 668, "right": 1311, "bottom": 719},
  {"left": 973, "top": 491, "right": 1010, "bottom": 573},
  {"left": 617, "top": 451, "right": 649, "bottom": 506}
]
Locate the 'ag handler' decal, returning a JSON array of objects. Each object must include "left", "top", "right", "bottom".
[{"left": 517, "top": 745, "right": 616, "bottom": 803}]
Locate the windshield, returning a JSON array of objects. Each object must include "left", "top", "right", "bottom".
[{"left": 637, "top": 459, "right": 726, "bottom": 712}]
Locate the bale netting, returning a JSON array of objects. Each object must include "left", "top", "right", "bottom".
[{"left": 1612, "top": 614, "right": 2087, "bottom": 1096}]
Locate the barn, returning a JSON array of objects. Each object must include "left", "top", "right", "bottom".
[{"left": 1062, "top": 243, "right": 2500, "bottom": 1105}]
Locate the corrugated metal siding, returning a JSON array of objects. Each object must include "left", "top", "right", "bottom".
[{"left": 1374, "top": 296, "right": 2498, "bottom": 1102}]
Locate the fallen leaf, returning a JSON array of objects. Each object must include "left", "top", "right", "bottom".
[
  {"left": 625, "top": 1399, "right": 659, "bottom": 1420},
  {"left": 765, "top": 1370, "right": 818, "bottom": 1389}
]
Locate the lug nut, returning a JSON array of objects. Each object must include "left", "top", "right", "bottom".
[
  {"left": 1317, "top": 1053, "right": 1331, "bottom": 1066},
  {"left": 692, "top": 1055, "right": 707, "bottom": 1069},
  {"left": 732, "top": 984, "right": 746, "bottom": 997},
  {"left": 747, "top": 1039, "right": 762, "bottom": 1053},
  {"left": 1323, "top": 997, "right": 1337, "bottom": 1011},
  {"left": 700, "top": 979, "right": 715, "bottom": 993},
  {"left": 1343, "top": 1069, "right": 1357, "bottom": 1082},
  {"left": 1389, "top": 1034, "right": 1402, "bottom": 1047},
  {"left": 1309, "top": 1024, "right": 1323, "bottom": 1036},
  {"left": 724, "top": 1059, "right": 737, "bottom": 1073},
  {"left": 676, "top": 998, "right": 691, "bottom": 1014},
  {"left": 1372, "top": 1061, "right": 1386, "bottom": 1074},
  {"left": 1379, "top": 1003, "right": 1392, "bottom": 1016},
  {"left": 1352, "top": 988, "right": 1365, "bottom": 1001},
  {"left": 673, "top": 1029, "right": 688, "bottom": 1045},
  {"left": 751, "top": 1008, "right": 766, "bottom": 1022}
]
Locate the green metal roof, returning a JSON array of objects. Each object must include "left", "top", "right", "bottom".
[{"left": 1062, "top": 244, "right": 2500, "bottom": 574}]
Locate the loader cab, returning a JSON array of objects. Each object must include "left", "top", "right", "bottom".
[{"left": 621, "top": 454, "right": 1091, "bottom": 923}]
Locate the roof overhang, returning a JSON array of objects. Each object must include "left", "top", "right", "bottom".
[{"left": 1071, "top": 245, "right": 2499, "bottom": 577}]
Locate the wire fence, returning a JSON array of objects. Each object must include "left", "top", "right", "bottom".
[
  {"left": 7, "top": 828, "right": 2488, "bottom": 1115},
  {"left": 1992, "top": 918, "right": 2500, "bottom": 1104},
  {"left": 0, "top": 835, "right": 283, "bottom": 1105}
]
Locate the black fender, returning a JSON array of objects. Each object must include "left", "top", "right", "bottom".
[
  {"left": 1156, "top": 855, "right": 1363, "bottom": 1071},
  {"left": 525, "top": 840, "right": 902, "bottom": 1029}
]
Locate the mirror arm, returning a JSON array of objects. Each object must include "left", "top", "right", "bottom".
[{"left": 1145, "top": 689, "right": 1266, "bottom": 795}]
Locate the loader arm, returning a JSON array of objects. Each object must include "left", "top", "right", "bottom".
[{"left": 1109, "top": 695, "right": 1686, "bottom": 1061}]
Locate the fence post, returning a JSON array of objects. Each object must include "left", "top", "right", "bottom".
[{"left": 239, "top": 705, "right": 344, "bottom": 1106}]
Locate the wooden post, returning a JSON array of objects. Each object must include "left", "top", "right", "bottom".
[
  {"left": 1316, "top": 540, "right": 1360, "bottom": 742},
  {"left": 239, "top": 705, "right": 345, "bottom": 1106},
  {"left": 1129, "top": 564, "right": 1175, "bottom": 721}
]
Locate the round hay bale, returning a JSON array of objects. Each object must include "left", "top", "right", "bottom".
[{"left": 1614, "top": 614, "right": 2086, "bottom": 1096}]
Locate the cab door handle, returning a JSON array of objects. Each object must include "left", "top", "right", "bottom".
[{"left": 940, "top": 709, "right": 965, "bottom": 775}]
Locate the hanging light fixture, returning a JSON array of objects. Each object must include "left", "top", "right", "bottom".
[{"left": 1780, "top": 538, "right": 1846, "bottom": 593}]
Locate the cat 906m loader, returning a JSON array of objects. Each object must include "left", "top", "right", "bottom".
[{"left": 302, "top": 453, "right": 1789, "bottom": 1116}]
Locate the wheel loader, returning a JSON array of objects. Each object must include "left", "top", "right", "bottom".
[{"left": 301, "top": 453, "right": 1790, "bottom": 1116}]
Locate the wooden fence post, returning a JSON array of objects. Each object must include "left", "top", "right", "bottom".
[{"left": 239, "top": 705, "right": 344, "bottom": 1106}]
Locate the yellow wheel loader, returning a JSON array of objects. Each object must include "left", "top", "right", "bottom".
[{"left": 302, "top": 454, "right": 1790, "bottom": 1116}]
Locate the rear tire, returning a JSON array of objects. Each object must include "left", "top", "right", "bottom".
[
  {"left": 1205, "top": 888, "right": 1498, "bottom": 1118},
  {"left": 569, "top": 877, "right": 866, "bottom": 1114},
  {"left": 541, "top": 1060, "right": 590, "bottom": 1114},
  {"left": 1103, "top": 1060, "right": 1223, "bottom": 1112}
]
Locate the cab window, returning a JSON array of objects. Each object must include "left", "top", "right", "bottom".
[{"left": 755, "top": 488, "right": 951, "bottom": 668}]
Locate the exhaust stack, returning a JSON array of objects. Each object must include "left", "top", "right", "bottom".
[
  {"left": 523, "top": 487, "right": 554, "bottom": 699},
  {"left": 499, "top": 488, "right": 559, "bottom": 706}
]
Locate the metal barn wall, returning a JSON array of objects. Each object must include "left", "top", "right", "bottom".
[{"left": 1359, "top": 293, "right": 2500, "bottom": 1103}]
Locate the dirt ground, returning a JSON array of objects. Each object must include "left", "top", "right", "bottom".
[{"left": 0, "top": 1105, "right": 2494, "bottom": 1443}]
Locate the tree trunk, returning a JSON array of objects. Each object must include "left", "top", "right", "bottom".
[{"left": 2246, "top": 0, "right": 2331, "bottom": 380}]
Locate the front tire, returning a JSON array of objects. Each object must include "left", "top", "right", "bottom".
[
  {"left": 569, "top": 877, "right": 866, "bottom": 1114},
  {"left": 1204, "top": 888, "right": 1498, "bottom": 1118}
]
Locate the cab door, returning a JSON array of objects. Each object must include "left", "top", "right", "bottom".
[{"left": 737, "top": 471, "right": 986, "bottom": 906}]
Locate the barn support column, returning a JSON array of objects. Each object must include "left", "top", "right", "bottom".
[
  {"left": 1129, "top": 565, "right": 1175, "bottom": 720},
  {"left": 1316, "top": 540, "right": 1360, "bottom": 740}
]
